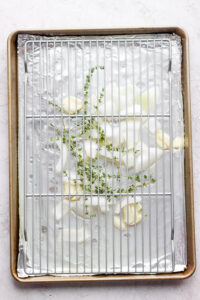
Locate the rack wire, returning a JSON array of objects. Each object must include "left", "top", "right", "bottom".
[{"left": 22, "top": 37, "right": 174, "bottom": 276}]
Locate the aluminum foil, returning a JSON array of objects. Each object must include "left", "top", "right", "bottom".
[{"left": 17, "top": 33, "right": 186, "bottom": 277}]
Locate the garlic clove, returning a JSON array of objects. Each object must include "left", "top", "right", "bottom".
[
  {"left": 63, "top": 181, "right": 83, "bottom": 201},
  {"left": 122, "top": 203, "right": 142, "bottom": 226},
  {"left": 114, "top": 215, "right": 127, "bottom": 230},
  {"left": 173, "top": 136, "right": 184, "bottom": 149},
  {"left": 115, "top": 196, "right": 141, "bottom": 214},
  {"left": 156, "top": 129, "right": 170, "bottom": 150},
  {"left": 122, "top": 203, "right": 134, "bottom": 225},
  {"left": 63, "top": 96, "right": 83, "bottom": 114}
]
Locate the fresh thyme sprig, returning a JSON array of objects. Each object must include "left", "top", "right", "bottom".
[
  {"left": 48, "top": 101, "right": 62, "bottom": 112},
  {"left": 49, "top": 65, "right": 157, "bottom": 210},
  {"left": 84, "top": 66, "right": 104, "bottom": 114}
]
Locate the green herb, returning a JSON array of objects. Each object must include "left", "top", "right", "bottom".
[
  {"left": 84, "top": 66, "right": 104, "bottom": 114},
  {"left": 106, "top": 143, "right": 112, "bottom": 151},
  {"left": 135, "top": 175, "right": 141, "bottom": 182},
  {"left": 48, "top": 101, "right": 62, "bottom": 112},
  {"left": 63, "top": 170, "right": 68, "bottom": 177},
  {"left": 150, "top": 174, "right": 156, "bottom": 183},
  {"left": 48, "top": 65, "right": 157, "bottom": 209}
]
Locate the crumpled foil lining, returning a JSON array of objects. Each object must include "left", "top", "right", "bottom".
[{"left": 17, "top": 33, "right": 186, "bottom": 277}]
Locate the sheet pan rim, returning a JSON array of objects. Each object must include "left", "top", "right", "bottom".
[{"left": 8, "top": 27, "right": 195, "bottom": 283}]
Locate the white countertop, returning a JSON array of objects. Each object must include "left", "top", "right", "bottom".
[{"left": 0, "top": 0, "right": 199, "bottom": 299}]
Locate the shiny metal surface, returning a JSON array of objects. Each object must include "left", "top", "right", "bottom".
[{"left": 17, "top": 33, "right": 186, "bottom": 277}]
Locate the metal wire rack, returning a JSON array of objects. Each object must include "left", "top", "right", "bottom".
[{"left": 22, "top": 37, "right": 175, "bottom": 276}]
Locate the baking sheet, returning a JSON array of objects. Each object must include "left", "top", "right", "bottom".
[{"left": 17, "top": 33, "right": 187, "bottom": 277}]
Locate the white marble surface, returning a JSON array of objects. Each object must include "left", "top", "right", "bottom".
[{"left": 0, "top": 0, "right": 199, "bottom": 299}]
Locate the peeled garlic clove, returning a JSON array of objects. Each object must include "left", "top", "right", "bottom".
[
  {"left": 156, "top": 129, "right": 170, "bottom": 150},
  {"left": 122, "top": 203, "right": 142, "bottom": 226},
  {"left": 114, "top": 215, "right": 127, "bottom": 231},
  {"left": 115, "top": 196, "right": 141, "bottom": 214},
  {"left": 173, "top": 136, "right": 184, "bottom": 149},
  {"left": 63, "top": 181, "right": 82, "bottom": 201},
  {"left": 122, "top": 203, "right": 134, "bottom": 225},
  {"left": 63, "top": 96, "right": 83, "bottom": 114}
]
